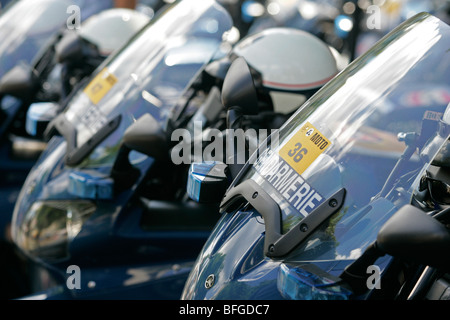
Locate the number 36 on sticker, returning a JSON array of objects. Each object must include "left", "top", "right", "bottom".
[
  {"left": 287, "top": 143, "right": 308, "bottom": 163},
  {"left": 279, "top": 122, "right": 331, "bottom": 175}
]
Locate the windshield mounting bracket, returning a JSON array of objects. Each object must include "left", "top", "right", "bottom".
[
  {"left": 220, "top": 179, "right": 346, "bottom": 258},
  {"left": 50, "top": 113, "right": 122, "bottom": 166}
]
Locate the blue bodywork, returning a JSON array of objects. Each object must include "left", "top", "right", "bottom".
[{"left": 14, "top": 135, "right": 217, "bottom": 299}]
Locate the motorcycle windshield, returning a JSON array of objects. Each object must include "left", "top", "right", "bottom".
[
  {"left": 232, "top": 13, "right": 450, "bottom": 262},
  {"left": 59, "top": 0, "right": 232, "bottom": 167},
  {"left": 0, "top": 0, "right": 111, "bottom": 77},
  {"left": 78, "top": 8, "right": 151, "bottom": 56}
]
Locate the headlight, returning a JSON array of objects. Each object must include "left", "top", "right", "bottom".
[
  {"left": 277, "top": 263, "right": 352, "bottom": 300},
  {"left": 13, "top": 200, "right": 96, "bottom": 261}
]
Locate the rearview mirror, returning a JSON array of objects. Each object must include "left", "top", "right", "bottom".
[
  {"left": 122, "top": 113, "right": 167, "bottom": 161},
  {"left": 221, "top": 57, "right": 258, "bottom": 115},
  {"left": 55, "top": 32, "right": 83, "bottom": 63},
  {"left": 221, "top": 57, "right": 260, "bottom": 177},
  {"left": 55, "top": 31, "right": 100, "bottom": 64},
  {"left": 341, "top": 204, "right": 450, "bottom": 294},
  {"left": 377, "top": 204, "right": 450, "bottom": 270},
  {"left": 111, "top": 113, "right": 168, "bottom": 188},
  {"left": 0, "top": 63, "right": 37, "bottom": 99}
]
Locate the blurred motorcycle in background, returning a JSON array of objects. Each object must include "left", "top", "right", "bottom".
[
  {"left": 181, "top": 12, "right": 450, "bottom": 301},
  {"left": 0, "top": 0, "right": 164, "bottom": 299},
  {"left": 0, "top": 0, "right": 115, "bottom": 299},
  {"left": 11, "top": 0, "right": 235, "bottom": 299}
]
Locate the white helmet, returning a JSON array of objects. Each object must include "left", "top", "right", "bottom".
[
  {"left": 234, "top": 27, "right": 339, "bottom": 92},
  {"left": 228, "top": 27, "right": 339, "bottom": 114},
  {"left": 205, "top": 27, "right": 340, "bottom": 114}
]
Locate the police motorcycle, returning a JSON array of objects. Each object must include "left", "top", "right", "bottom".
[
  {"left": 0, "top": 0, "right": 119, "bottom": 300},
  {"left": 0, "top": 0, "right": 153, "bottom": 152},
  {"left": 0, "top": 6, "right": 150, "bottom": 297},
  {"left": 181, "top": 12, "right": 450, "bottom": 300},
  {"left": 0, "top": 7, "right": 151, "bottom": 163},
  {"left": 0, "top": 0, "right": 114, "bottom": 81},
  {"left": 0, "top": 6, "right": 151, "bottom": 150},
  {"left": 11, "top": 0, "right": 236, "bottom": 299},
  {"left": 0, "top": 0, "right": 116, "bottom": 206},
  {"left": 0, "top": 0, "right": 165, "bottom": 173}
]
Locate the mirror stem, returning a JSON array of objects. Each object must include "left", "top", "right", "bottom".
[
  {"left": 226, "top": 107, "right": 243, "bottom": 130},
  {"left": 226, "top": 107, "right": 245, "bottom": 178},
  {"left": 406, "top": 266, "right": 438, "bottom": 300},
  {"left": 111, "top": 145, "right": 140, "bottom": 189},
  {"left": 379, "top": 143, "right": 417, "bottom": 197}
]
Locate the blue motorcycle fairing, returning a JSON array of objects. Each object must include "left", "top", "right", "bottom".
[
  {"left": 183, "top": 208, "right": 284, "bottom": 300},
  {"left": 182, "top": 200, "right": 396, "bottom": 300},
  {"left": 12, "top": 134, "right": 153, "bottom": 261},
  {"left": 12, "top": 136, "right": 67, "bottom": 232},
  {"left": 12, "top": 133, "right": 211, "bottom": 298},
  {"left": 13, "top": 0, "right": 233, "bottom": 258},
  {"left": 182, "top": 13, "right": 450, "bottom": 300}
]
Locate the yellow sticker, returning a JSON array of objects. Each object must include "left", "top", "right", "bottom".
[
  {"left": 83, "top": 68, "right": 118, "bottom": 105},
  {"left": 279, "top": 122, "right": 331, "bottom": 175}
]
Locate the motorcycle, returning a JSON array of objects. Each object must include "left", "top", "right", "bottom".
[
  {"left": 181, "top": 12, "right": 450, "bottom": 300},
  {"left": 0, "top": 1, "right": 165, "bottom": 183},
  {"left": 0, "top": 6, "right": 151, "bottom": 157},
  {"left": 0, "top": 0, "right": 122, "bottom": 300},
  {"left": 11, "top": 0, "right": 235, "bottom": 299},
  {"left": 0, "top": 0, "right": 116, "bottom": 81},
  {"left": 0, "top": 6, "right": 150, "bottom": 299}
]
